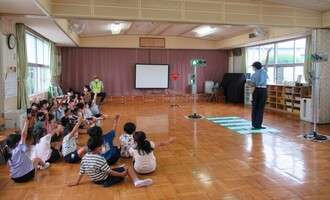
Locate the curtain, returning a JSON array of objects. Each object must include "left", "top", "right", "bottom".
[
  {"left": 16, "top": 23, "right": 28, "bottom": 109},
  {"left": 241, "top": 47, "right": 246, "bottom": 73},
  {"left": 49, "top": 41, "right": 56, "bottom": 83},
  {"left": 61, "top": 48, "right": 229, "bottom": 96},
  {"left": 304, "top": 35, "right": 312, "bottom": 82}
]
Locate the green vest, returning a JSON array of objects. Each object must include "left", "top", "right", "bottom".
[{"left": 91, "top": 81, "right": 103, "bottom": 93}]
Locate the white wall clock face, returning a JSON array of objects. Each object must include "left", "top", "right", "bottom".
[{"left": 8, "top": 34, "right": 16, "bottom": 49}]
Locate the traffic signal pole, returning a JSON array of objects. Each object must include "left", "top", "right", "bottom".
[{"left": 188, "top": 59, "right": 206, "bottom": 119}]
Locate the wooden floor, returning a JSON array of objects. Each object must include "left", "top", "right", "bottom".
[{"left": 1, "top": 97, "right": 330, "bottom": 200}]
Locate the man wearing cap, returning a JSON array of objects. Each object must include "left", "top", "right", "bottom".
[
  {"left": 249, "top": 48, "right": 272, "bottom": 129},
  {"left": 89, "top": 75, "right": 106, "bottom": 103}
]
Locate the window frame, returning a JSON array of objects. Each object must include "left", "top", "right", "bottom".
[
  {"left": 25, "top": 31, "right": 50, "bottom": 96},
  {"left": 246, "top": 37, "right": 306, "bottom": 84}
]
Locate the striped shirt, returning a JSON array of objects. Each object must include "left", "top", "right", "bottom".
[
  {"left": 79, "top": 153, "right": 112, "bottom": 182},
  {"left": 8, "top": 141, "right": 34, "bottom": 178}
]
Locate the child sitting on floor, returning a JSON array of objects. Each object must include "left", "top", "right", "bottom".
[
  {"left": 119, "top": 122, "right": 136, "bottom": 158},
  {"left": 66, "top": 136, "right": 153, "bottom": 188},
  {"left": 87, "top": 114, "right": 121, "bottom": 165},
  {"left": 89, "top": 92, "right": 108, "bottom": 119},
  {"left": 4, "top": 118, "right": 50, "bottom": 183},
  {"left": 33, "top": 127, "right": 62, "bottom": 163},
  {"left": 61, "top": 116, "right": 88, "bottom": 163},
  {"left": 130, "top": 131, "right": 176, "bottom": 174}
]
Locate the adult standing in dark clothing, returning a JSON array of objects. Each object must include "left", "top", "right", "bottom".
[{"left": 249, "top": 48, "right": 272, "bottom": 129}]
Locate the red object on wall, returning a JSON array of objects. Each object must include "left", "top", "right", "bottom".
[{"left": 171, "top": 73, "right": 179, "bottom": 81}]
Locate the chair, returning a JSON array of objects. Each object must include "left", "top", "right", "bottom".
[{"left": 204, "top": 81, "right": 215, "bottom": 101}]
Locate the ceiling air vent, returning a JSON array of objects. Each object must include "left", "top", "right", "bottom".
[{"left": 249, "top": 33, "right": 257, "bottom": 38}]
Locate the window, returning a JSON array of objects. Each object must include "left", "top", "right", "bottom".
[
  {"left": 246, "top": 38, "right": 306, "bottom": 84},
  {"left": 26, "top": 32, "right": 50, "bottom": 95}
]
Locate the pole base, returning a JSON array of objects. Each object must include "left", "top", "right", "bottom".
[
  {"left": 303, "top": 131, "right": 327, "bottom": 141},
  {"left": 188, "top": 113, "right": 202, "bottom": 119}
]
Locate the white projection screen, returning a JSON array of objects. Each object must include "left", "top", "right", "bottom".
[{"left": 135, "top": 64, "right": 169, "bottom": 89}]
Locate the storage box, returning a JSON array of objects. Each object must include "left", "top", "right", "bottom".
[
  {"left": 300, "top": 98, "right": 313, "bottom": 122},
  {"left": 4, "top": 109, "right": 26, "bottom": 130}
]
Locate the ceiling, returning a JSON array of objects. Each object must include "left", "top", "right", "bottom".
[{"left": 1, "top": 0, "right": 330, "bottom": 47}]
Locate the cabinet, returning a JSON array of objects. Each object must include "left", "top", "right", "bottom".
[{"left": 266, "top": 85, "right": 311, "bottom": 115}]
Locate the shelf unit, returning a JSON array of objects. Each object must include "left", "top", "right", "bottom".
[
  {"left": 244, "top": 84, "right": 311, "bottom": 115},
  {"left": 244, "top": 84, "right": 252, "bottom": 105},
  {"left": 266, "top": 84, "right": 311, "bottom": 115}
]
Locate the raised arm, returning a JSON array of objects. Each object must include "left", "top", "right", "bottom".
[
  {"left": 263, "top": 47, "right": 272, "bottom": 71},
  {"left": 93, "top": 91, "right": 98, "bottom": 102},
  {"left": 112, "top": 114, "right": 120, "bottom": 132},
  {"left": 69, "top": 115, "right": 83, "bottom": 138},
  {"left": 20, "top": 117, "right": 29, "bottom": 144},
  {"left": 154, "top": 136, "right": 176, "bottom": 148}
]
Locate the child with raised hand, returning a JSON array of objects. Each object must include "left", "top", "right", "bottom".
[
  {"left": 4, "top": 118, "right": 50, "bottom": 183},
  {"left": 62, "top": 115, "right": 88, "bottom": 163},
  {"left": 87, "top": 114, "right": 121, "bottom": 165},
  {"left": 33, "top": 127, "right": 62, "bottom": 163},
  {"left": 89, "top": 91, "right": 108, "bottom": 119},
  {"left": 66, "top": 136, "right": 153, "bottom": 188},
  {"left": 119, "top": 122, "right": 136, "bottom": 158},
  {"left": 130, "top": 131, "right": 176, "bottom": 174}
]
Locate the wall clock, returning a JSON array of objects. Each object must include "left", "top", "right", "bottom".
[{"left": 8, "top": 34, "right": 16, "bottom": 49}]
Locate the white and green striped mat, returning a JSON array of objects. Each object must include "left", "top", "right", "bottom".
[{"left": 206, "top": 116, "right": 280, "bottom": 135}]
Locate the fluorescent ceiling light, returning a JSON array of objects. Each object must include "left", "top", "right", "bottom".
[
  {"left": 110, "top": 23, "right": 121, "bottom": 34},
  {"left": 195, "top": 26, "right": 215, "bottom": 37}
]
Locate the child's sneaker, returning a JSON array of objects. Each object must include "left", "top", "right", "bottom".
[
  {"left": 39, "top": 162, "right": 50, "bottom": 170},
  {"left": 134, "top": 179, "right": 153, "bottom": 188}
]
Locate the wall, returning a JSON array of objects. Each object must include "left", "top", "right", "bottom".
[
  {"left": 316, "top": 29, "right": 330, "bottom": 124},
  {"left": 61, "top": 48, "right": 229, "bottom": 96},
  {"left": 0, "top": 17, "right": 17, "bottom": 113}
]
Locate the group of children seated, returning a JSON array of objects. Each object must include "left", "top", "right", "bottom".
[{"left": 4, "top": 87, "right": 176, "bottom": 188}]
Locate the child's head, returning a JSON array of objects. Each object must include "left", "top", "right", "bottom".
[
  {"left": 5, "top": 134, "right": 21, "bottom": 149},
  {"left": 72, "top": 107, "right": 81, "bottom": 116},
  {"left": 26, "top": 108, "right": 32, "bottom": 118},
  {"left": 4, "top": 134, "right": 21, "bottom": 161},
  {"left": 61, "top": 102, "right": 68, "bottom": 109},
  {"left": 63, "top": 123, "right": 76, "bottom": 137},
  {"left": 124, "top": 122, "right": 136, "bottom": 135},
  {"left": 40, "top": 99, "right": 49, "bottom": 109},
  {"left": 32, "top": 127, "right": 47, "bottom": 145},
  {"left": 64, "top": 108, "right": 71, "bottom": 116},
  {"left": 31, "top": 102, "right": 39, "bottom": 111},
  {"left": 48, "top": 114, "right": 55, "bottom": 123},
  {"left": 36, "top": 112, "right": 45, "bottom": 121},
  {"left": 67, "top": 88, "right": 74, "bottom": 96},
  {"left": 84, "top": 85, "right": 91, "bottom": 92},
  {"left": 133, "top": 131, "right": 153, "bottom": 155},
  {"left": 75, "top": 102, "right": 85, "bottom": 110},
  {"left": 87, "top": 126, "right": 103, "bottom": 138},
  {"left": 87, "top": 136, "right": 103, "bottom": 152}
]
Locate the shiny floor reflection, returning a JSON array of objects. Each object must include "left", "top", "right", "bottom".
[{"left": 0, "top": 99, "right": 330, "bottom": 199}]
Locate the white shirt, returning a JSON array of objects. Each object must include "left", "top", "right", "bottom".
[
  {"left": 129, "top": 141, "right": 156, "bottom": 174},
  {"left": 83, "top": 108, "right": 93, "bottom": 119},
  {"left": 62, "top": 133, "right": 77, "bottom": 156},
  {"left": 35, "top": 134, "right": 52, "bottom": 162}
]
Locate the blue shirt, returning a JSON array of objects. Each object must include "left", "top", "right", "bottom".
[
  {"left": 251, "top": 68, "right": 268, "bottom": 87},
  {"left": 100, "top": 130, "right": 116, "bottom": 160}
]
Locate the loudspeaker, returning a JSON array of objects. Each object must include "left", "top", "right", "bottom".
[{"left": 233, "top": 48, "right": 242, "bottom": 56}]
